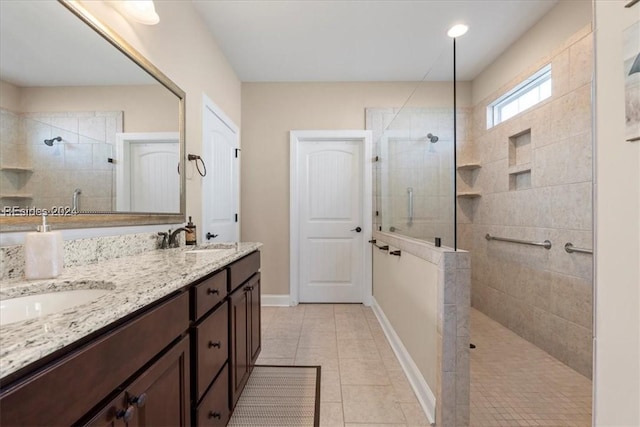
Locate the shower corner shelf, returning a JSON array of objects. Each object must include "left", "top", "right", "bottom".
[
  {"left": 457, "top": 163, "right": 481, "bottom": 171},
  {"left": 0, "top": 193, "right": 33, "bottom": 199},
  {"left": 0, "top": 165, "right": 33, "bottom": 173},
  {"left": 457, "top": 192, "right": 481, "bottom": 199}
]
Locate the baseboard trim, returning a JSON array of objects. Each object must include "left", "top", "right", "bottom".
[
  {"left": 371, "top": 297, "right": 437, "bottom": 425},
  {"left": 261, "top": 294, "right": 291, "bottom": 306}
]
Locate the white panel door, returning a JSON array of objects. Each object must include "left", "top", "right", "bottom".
[
  {"left": 202, "top": 96, "right": 239, "bottom": 243},
  {"left": 130, "top": 141, "right": 180, "bottom": 213},
  {"left": 297, "top": 139, "right": 364, "bottom": 303}
]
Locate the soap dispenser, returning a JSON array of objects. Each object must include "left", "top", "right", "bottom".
[
  {"left": 24, "top": 214, "right": 64, "bottom": 280},
  {"left": 185, "top": 216, "right": 197, "bottom": 246}
]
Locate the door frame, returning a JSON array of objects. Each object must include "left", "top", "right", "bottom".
[
  {"left": 115, "top": 132, "right": 180, "bottom": 212},
  {"left": 289, "top": 130, "right": 373, "bottom": 306},
  {"left": 201, "top": 93, "right": 240, "bottom": 243}
]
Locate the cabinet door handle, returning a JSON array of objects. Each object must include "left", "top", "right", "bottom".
[
  {"left": 244, "top": 285, "right": 254, "bottom": 292},
  {"left": 116, "top": 406, "right": 135, "bottom": 422},
  {"left": 209, "top": 411, "right": 222, "bottom": 419},
  {"left": 207, "top": 288, "right": 219, "bottom": 295},
  {"left": 129, "top": 393, "right": 147, "bottom": 408},
  {"left": 390, "top": 250, "right": 402, "bottom": 256},
  {"left": 208, "top": 340, "right": 222, "bottom": 349}
]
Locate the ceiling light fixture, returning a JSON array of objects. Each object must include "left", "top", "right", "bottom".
[
  {"left": 113, "top": 1, "right": 160, "bottom": 25},
  {"left": 447, "top": 24, "right": 468, "bottom": 38}
]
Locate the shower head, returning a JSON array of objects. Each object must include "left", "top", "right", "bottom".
[
  {"left": 44, "top": 136, "right": 62, "bottom": 146},
  {"left": 426, "top": 133, "right": 439, "bottom": 143}
]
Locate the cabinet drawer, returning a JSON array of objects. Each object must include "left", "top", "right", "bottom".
[
  {"left": 0, "top": 292, "right": 189, "bottom": 427},
  {"left": 193, "top": 269, "right": 227, "bottom": 320},
  {"left": 195, "top": 363, "right": 229, "bottom": 426},
  {"left": 228, "top": 251, "right": 260, "bottom": 292},
  {"left": 194, "top": 302, "right": 228, "bottom": 401}
]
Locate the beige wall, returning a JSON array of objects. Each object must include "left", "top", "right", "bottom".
[
  {"left": 241, "top": 82, "right": 471, "bottom": 295},
  {"left": 373, "top": 243, "right": 438, "bottom": 390},
  {"left": 0, "top": 81, "right": 21, "bottom": 111},
  {"left": 79, "top": 0, "right": 242, "bottom": 228},
  {"left": 18, "top": 85, "right": 177, "bottom": 133},
  {"left": 472, "top": 0, "right": 592, "bottom": 105},
  {"left": 594, "top": 1, "right": 640, "bottom": 424}
]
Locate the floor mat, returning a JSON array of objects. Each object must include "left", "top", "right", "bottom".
[{"left": 228, "top": 365, "right": 321, "bottom": 427}]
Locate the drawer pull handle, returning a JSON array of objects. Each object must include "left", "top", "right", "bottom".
[
  {"left": 209, "top": 411, "right": 222, "bottom": 419},
  {"left": 129, "top": 393, "right": 147, "bottom": 408},
  {"left": 207, "top": 288, "right": 219, "bottom": 295},
  {"left": 208, "top": 340, "right": 222, "bottom": 349},
  {"left": 116, "top": 406, "right": 135, "bottom": 422}
]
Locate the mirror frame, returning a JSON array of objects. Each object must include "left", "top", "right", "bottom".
[{"left": 0, "top": 0, "right": 186, "bottom": 232}]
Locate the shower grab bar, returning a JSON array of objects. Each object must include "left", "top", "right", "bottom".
[
  {"left": 564, "top": 243, "right": 593, "bottom": 254},
  {"left": 485, "top": 233, "right": 551, "bottom": 250},
  {"left": 407, "top": 187, "right": 413, "bottom": 226}
]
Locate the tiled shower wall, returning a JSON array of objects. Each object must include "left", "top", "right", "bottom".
[
  {"left": 0, "top": 109, "right": 122, "bottom": 212},
  {"left": 367, "top": 108, "right": 471, "bottom": 248},
  {"left": 458, "top": 26, "right": 593, "bottom": 378}
]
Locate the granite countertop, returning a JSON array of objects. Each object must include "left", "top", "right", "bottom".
[{"left": 0, "top": 242, "right": 262, "bottom": 380}]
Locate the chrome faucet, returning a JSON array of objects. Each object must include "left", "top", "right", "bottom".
[{"left": 168, "top": 228, "right": 188, "bottom": 248}]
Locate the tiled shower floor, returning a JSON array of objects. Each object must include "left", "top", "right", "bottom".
[{"left": 470, "top": 308, "right": 592, "bottom": 427}]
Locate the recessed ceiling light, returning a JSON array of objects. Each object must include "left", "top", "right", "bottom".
[
  {"left": 447, "top": 24, "right": 469, "bottom": 38},
  {"left": 113, "top": 1, "right": 160, "bottom": 25}
]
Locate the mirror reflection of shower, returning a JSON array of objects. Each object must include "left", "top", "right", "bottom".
[{"left": 43, "top": 136, "right": 62, "bottom": 146}]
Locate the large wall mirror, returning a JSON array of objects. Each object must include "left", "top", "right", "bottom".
[{"left": 0, "top": 0, "right": 186, "bottom": 231}]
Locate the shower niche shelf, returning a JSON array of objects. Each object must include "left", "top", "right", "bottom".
[
  {"left": 0, "top": 194, "right": 33, "bottom": 199},
  {"left": 456, "top": 192, "right": 481, "bottom": 199},
  {"left": 0, "top": 166, "right": 33, "bottom": 173},
  {"left": 456, "top": 163, "right": 481, "bottom": 171},
  {"left": 508, "top": 163, "right": 531, "bottom": 175}
]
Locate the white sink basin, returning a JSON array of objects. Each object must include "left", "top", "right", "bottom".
[{"left": 0, "top": 289, "right": 111, "bottom": 325}]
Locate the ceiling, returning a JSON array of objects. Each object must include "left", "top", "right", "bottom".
[{"left": 192, "top": 0, "right": 558, "bottom": 82}]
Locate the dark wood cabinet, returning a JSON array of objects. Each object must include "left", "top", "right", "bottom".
[
  {"left": 229, "top": 272, "right": 261, "bottom": 409},
  {"left": 85, "top": 336, "right": 190, "bottom": 427},
  {"left": 0, "top": 292, "right": 189, "bottom": 427},
  {"left": 195, "top": 364, "right": 230, "bottom": 426},
  {"left": 249, "top": 277, "right": 261, "bottom": 366},
  {"left": 229, "top": 284, "right": 250, "bottom": 408}
]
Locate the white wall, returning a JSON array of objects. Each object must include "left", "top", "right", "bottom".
[
  {"left": 71, "top": 1, "right": 242, "bottom": 230},
  {"left": 593, "top": 1, "right": 640, "bottom": 425},
  {"left": 472, "top": 0, "right": 592, "bottom": 105}
]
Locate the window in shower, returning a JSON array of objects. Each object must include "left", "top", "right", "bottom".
[{"left": 487, "top": 64, "right": 552, "bottom": 128}]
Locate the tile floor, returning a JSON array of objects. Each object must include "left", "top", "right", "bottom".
[
  {"left": 469, "top": 309, "right": 592, "bottom": 427},
  {"left": 257, "top": 303, "right": 431, "bottom": 427},
  {"left": 258, "top": 304, "right": 592, "bottom": 427}
]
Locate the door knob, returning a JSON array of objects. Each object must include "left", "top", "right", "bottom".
[
  {"left": 351, "top": 227, "right": 362, "bottom": 233},
  {"left": 206, "top": 232, "right": 218, "bottom": 240}
]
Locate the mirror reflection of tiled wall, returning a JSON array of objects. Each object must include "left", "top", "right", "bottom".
[{"left": 0, "top": 109, "right": 122, "bottom": 212}]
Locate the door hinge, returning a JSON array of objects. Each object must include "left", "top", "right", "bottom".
[
  {"left": 374, "top": 156, "right": 379, "bottom": 162},
  {"left": 375, "top": 210, "right": 379, "bottom": 216},
  {"left": 235, "top": 148, "right": 241, "bottom": 158},
  {"left": 235, "top": 213, "right": 238, "bottom": 222}
]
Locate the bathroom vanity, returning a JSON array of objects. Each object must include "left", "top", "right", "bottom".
[{"left": 0, "top": 244, "right": 261, "bottom": 426}]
